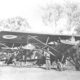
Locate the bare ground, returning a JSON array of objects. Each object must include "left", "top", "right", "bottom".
[{"left": 0, "top": 66, "right": 80, "bottom": 80}]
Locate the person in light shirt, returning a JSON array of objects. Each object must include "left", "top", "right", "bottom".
[{"left": 44, "top": 47, "right": 51, "bottom": 70}]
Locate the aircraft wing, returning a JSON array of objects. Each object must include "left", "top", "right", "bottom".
[
  {"left": 0, "top": 31, "right": 80, "bottom": 43},
  {"left": 0, "top": 31, "right": 79, "bottom": 56}
]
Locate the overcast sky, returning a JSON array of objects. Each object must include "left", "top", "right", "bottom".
[{"left": 0, "top": 0, "right": 79, "bottom": 34}]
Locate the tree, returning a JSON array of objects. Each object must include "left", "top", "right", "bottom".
[
  {"left": 0, "top": 16, "right": 31, "bottom": 32},
  {"left": 41, "top": 4, "right": 63, "bottom": 29},
  {"left": 64, "top": 2, "right": 80, "bottom": 33},
  {"left": 41, "top": 2, "right": 80, "bottom": 34},
  {"left": 73, "top": 11, "right": 80, "bottom": 34}
]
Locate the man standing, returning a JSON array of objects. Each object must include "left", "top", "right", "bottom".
[{"left": 44, "top": 48, "right": 51, "bottom": 70}]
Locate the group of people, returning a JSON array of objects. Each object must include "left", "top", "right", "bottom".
[
  {"left": 0, "top": 46, "right": 53, "bottom": 69},
  {"left": 0, "top": 44, "right": 66, "bottom": 70}
]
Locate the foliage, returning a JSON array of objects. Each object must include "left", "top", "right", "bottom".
[
  {"left": 0, "top": 16, "right": 31, "bottom": 32},
  {"left": 42, "top": 4, "right": 63, "bottom": 26},
  {"left": 41, "top": 2, "right": 80, "bottom": 34}
]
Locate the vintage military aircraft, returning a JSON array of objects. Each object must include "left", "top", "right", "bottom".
[{"left": 0, "top": 31, "right": 80, "bottom": 70}]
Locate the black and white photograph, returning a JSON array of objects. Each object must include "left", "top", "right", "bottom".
[{"left": 0, "top": 0, "right": 80, "bottom": 80}]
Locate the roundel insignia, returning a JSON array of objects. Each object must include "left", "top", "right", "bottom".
[{"left": 3, "top": 35, "right": 17, "bottom": 39}]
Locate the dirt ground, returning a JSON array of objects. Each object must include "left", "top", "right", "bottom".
[{"left": 0, "top": 66, "right": 80, "bottom": 80}]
